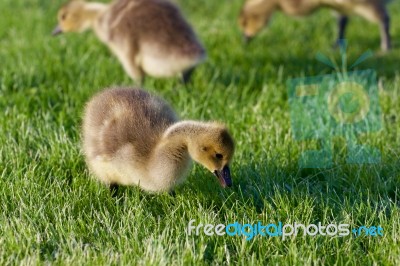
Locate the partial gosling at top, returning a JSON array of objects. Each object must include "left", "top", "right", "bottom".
[
  {"left": 53, "top": 0, "right": 206, "bottom": 83},
  {"left": 82, "top": 88, "right": 235, "bottom": 193},
  {"left": 239, "top": 0, "right": 391, "bottom": 51}
]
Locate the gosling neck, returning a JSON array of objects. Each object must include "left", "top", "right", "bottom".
[
  {"left": 164, "top": 120, "right": 210, "bottom": 138},
  {"left": 148, "top": 121, "right": 209, "bottom": 177},
  {"left": 146, "top": 121, "right": 209, "bottom": 188},
  {"left": 156, "top": 121, "right": 209, "bottom": 157},
  {"left": 81, "top": 2, "right": 109, "bottom": 30}
]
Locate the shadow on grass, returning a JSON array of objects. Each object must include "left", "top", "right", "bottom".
[{"left": 212, "top": 44, "right": 400, "bottom": 89}]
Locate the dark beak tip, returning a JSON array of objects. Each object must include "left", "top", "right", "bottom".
[
  {"left": 52, "top": 26, "right": 63, "bottom": 36},
  {"left": 242, "top": 35, "right": 252, "bottom": 44},
  {"left": 214, "top": 166, "right": 232, "bottom": 188}
]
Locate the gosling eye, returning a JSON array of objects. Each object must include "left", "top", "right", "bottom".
[
  {"left": 61, "top": 13, "right": 67, "bottom": 20},
  {"left": 216, "top": 153, "right": 223, "bottom": 160}
]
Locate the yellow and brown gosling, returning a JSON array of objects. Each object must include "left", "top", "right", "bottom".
[
  {"left": 239, "top": 0, "right": 391, "bottom": 51},
  {"left": 82, "top": 88, "right": 235, "bottom": 193},
  {"left": 53, "top": 0, "right": 206, "bottom": 83}
]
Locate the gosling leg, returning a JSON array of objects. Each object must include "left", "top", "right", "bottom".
[
  {"left": 109, "top": 183, "right": 119, "bottom": 197},
  {"left": 379, "top": 9, "right": 391, "bottom": 51},
  {"left": 169, "top": 190, "right": 176, "bottom": 197},
  {"left": 334, "top": 15, "right": 348, "bottom": 48},
  {"left": 182, "top": 67, "right": 195, "bottom": 84}
]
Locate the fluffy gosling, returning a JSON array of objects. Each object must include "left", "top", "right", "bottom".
[
  {"left": 239, "top": 0, "right": 391, "bottom": 51},
  {"left": 82, "top": 88, "right": 235, "bottom": 193},
  {"left": 53, "top": 0, "right": 206, "bottom": 83}
]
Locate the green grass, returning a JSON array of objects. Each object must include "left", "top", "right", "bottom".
[{"left": 0, "top": 0, "right": 399, "bottom": 265}]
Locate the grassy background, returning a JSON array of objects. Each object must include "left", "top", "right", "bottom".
[{"left": 0, "top": 0, "right": 399, "bottom": 264}]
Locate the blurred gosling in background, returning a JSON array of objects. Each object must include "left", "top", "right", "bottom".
[
  {"left": 82, "top": 88, "right": 235, "bottom": 194},
  {"left": 53, "top": 0, "right": 206, "bottom": 83},
  {"left": 239, "top": 0, "right": 391, "bottom": 51}
]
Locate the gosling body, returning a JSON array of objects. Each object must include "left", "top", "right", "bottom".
[
  {"left": 82, "top": 88, "right": 234, "bottom": 193},
  {"left": 239, "top": 0, "right": 391, "bottom": 51},
  {"left": 54, "top": 0, "right": 205, "bottom": 82}
]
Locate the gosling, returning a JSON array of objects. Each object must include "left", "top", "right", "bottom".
[
  {"left": 82, "top": 88, "right": 235, "bottom": 193},
  {"left": 53, "top": 0, "right": 206, "bottom": 83},
  {"left": 239, "top": 0, "right": 391, "bottom": 51}
]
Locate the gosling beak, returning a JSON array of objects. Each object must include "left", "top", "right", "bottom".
[
  {"left": 243, "top": 34, "right": 253, "bottom": 45},
  {"left": 213, "top": 165, "right": 232, "bottom": 188},
  {"left": 52, "top": 25, "right": 63, "bottom": 36}
]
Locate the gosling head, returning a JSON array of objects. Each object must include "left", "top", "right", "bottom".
[
  {"left": 52, "top": 1, "right": 91, "bottom": 36},
  {"left": 189, "top": 124, "right": 235, "bottom": 188},
  {"left": 238, "top": 0, "right": 276, "bottom": 44}
]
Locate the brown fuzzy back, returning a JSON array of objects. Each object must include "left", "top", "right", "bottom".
[
  {"left": 107, "top": 0, "right": 204, "bottom": 56},
  {"left": 82, "top": 88, "right": 178, "bottom": 161}
]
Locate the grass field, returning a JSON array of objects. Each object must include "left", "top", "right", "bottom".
[{"left": 1, "top": 0, "right": 399, "bottom": 265}]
